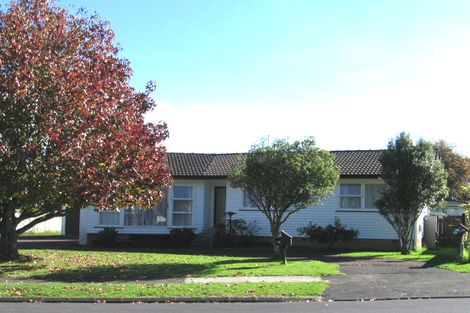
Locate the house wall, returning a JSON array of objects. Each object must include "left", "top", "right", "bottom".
[
  {"left": 430, "top": 201, "right": 465, "bottom": 217},
  {"left": 79, "top": 177, "right": 432, "bottom": 245},
  {"left": 226, "top": 178, "right": 398, "bottom": 240},
  {"left": 79, "top": 179, "right": 207, "bottom": 245}
]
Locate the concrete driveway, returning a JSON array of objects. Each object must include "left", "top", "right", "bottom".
[{"left": 323, "top": 257, "right": 470, "bottom": 300}]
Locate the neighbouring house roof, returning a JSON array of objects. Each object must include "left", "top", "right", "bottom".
[{"left": 168, "top": 150, "right": 383, "bottom": 179}]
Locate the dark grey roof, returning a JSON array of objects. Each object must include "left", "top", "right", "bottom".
[
  {"left": 168, "top": 150, "right": 383, "bottom": 178},
  {"left": 168, "top": 153, "right": 243, "bottom": 178},
  {"left": 331, "top": 150, "right": 383, "bottom": 177}
]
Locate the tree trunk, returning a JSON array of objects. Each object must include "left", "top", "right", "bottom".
[
  {"left": 400, "top": 236, "right": 411, "bottom": 255},
  {"left": 271, "top": 224, "right": 281, "bottom": 258},
  {"left": 0, "top": 207, "right": 19, "bottom": 261}
]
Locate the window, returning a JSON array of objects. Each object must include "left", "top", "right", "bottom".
[
  {"left": 99, "top": 211, "right": 120, "bottom": 225},
  {"left": 172, "top": 186, "right": 192, "bottom": 226},
  {"left": 365, "top": 184, "right": 385, "bottom": 209},
  {"left": 243, "top": 190, "right": 257, "bottom": 208},
  {"left": 124, "top": 191, "right": 168, "bottom": 226},
  {"left": 340, "top": 184, "right": 361, "bottom": 208}
]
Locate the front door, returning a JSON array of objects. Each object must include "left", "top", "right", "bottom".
[{"left": 214, "top": 187, "right": 226, "bottom": 226}]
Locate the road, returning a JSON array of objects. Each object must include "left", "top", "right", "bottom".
[
  {"left": 322, "top": 258, "right": 470, "bottom": 300},
  {"left": 1, "top": 299, "right": 470, "bottom": 313}
]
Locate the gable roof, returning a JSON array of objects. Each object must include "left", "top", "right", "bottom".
[{"left": 168, "top": 150, "right": 383, "bottom": 179}]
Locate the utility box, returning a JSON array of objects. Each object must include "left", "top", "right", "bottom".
[
  {"left": 424, "top": 215, "right": 438, "bottom": 249},
  {"left": 280, "top": 230, "right": 293, "bottom": 248}
]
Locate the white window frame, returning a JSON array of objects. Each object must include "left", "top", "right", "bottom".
[
  {"left": 171, "top": 186, "right": 193, "bottom": 227},
  {"left": 339, "top": 184, "right": 362, "bottom": 209}
]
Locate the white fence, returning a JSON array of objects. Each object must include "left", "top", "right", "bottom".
[{"left": 17, "top": 216, "right": 65, "bottom": 234}]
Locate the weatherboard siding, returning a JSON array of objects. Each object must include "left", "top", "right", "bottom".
[
  {"left": 226, "top": 178, "right": 398, "bottom": 239},
  {"left": 79, "top": 179, "right": 207, "bottom": 245},
  {"left": 79, "top": 177, "right": 407, "bottom": 245}
]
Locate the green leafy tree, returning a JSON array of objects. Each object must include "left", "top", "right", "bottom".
[
  {"left": 229, "top": 138, "right": 339, "bottom": 254},
  {"left": 435, "top": 140, "right": 470, "bottom": 201},
  {"left": 0, "top": 0, "right": 171, "bottom": 260},
  {"left": 376, "top": 133, "right": 448, "bottom": 254}
]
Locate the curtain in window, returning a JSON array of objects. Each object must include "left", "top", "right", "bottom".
[
  {"left": 172, "top": 186, "right": 193, "bottom": 226},
  {"left": 124, "top": 191, "right": 168, "bottom": 226},
  {"left": 340, "top": 184, "right": 361, "bottom": 195}
]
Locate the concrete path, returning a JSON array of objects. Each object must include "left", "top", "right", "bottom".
[
  {"left": 323, "top": 257, "right": 470, "bottom": 300},
  {"left": 185, "top": 276, "right": 323, "bottom": 283},
  {"left": 0, "top": 276, "right": 323, "bottom": 284}
]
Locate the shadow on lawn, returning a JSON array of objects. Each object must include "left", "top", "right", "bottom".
[
  {"left": 32, "top": 263, "right": 211, "bottom": 282},
  {"left": 18, "top": 238, "right": 324, "bottom": 258},
  {"left": 28, "top": 257, "right": 279, "bottom": 282},
  {"left": 319, "top": 247, "right": 458, "bottom": 268},
  {"left": 413, "top": 248, "right": 457, "bottom": 268}
]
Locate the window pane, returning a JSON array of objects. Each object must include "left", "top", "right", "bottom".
[
  {"left": 340, "top": 197, "right": 361, "bottom": 208},
  {"left": 173, "top": 200, "right": 192, "bottom": 212},
  {"left": 243, "top": 191, "right": 257, "bottom": 208},
  {"left": 340, "top": 184, "right": 361, "bottom": 196},
  {"left": 365, "top": 184, "right": 384, "bottom": 209},
  {"left": 124, "top": 205, "right": 167, "bottom": 226},
  {"left": 172, "top": 213, "right": 192, "bottom": 226},
  {"left": 99, "top": 211, "right": 119, "bottom": 225},
  {"left": 155, "top": 197, "right": 167, "bottom": 225},
  {"left": 173, "top": 186, "right": 192, "bottom": 199}
]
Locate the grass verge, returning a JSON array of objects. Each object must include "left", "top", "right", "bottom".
[
  {"left": 338, "top": 247, "right": 470, "bottom": 272},
  {"left": 0, "top": 282, "right": 328, "bottom": 298}
]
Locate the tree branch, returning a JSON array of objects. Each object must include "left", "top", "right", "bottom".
[{"left": 15, "top": 211, "right": 64, "bottom": 235}]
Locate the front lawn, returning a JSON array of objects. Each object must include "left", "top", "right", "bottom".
[
  {"left": 338, "top": 247, "right": 470, "bottom": 272},
  {"left": 0, "top": 249, "right": 340, "bottom": 282},
  {"left": 0, "top": 281, "right": 328, "bottom": 298},
  {"left": 0, "top": 248, "right": 337, "bottom": 298}
]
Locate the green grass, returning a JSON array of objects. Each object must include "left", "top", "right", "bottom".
[
  {"left": 439, "top": 262, "right": 470, "bottom": 272},
  {"left": 337, "top": 247, "right": 470, "bottom": 272},
  {"left": 0, "top": 281, "right": 328, "bottom": 298},
  {"left": 337, "top": 248, "right": 446, "bottom": 262},
  {"left": 0, "top": 249, "right": 339, "bottom": 282},
  {"left": 0, "top": 248, "right": 338, "bottom": 298},
  {"left": 21, "top": 231, "right": 62, "bottom": 236}
]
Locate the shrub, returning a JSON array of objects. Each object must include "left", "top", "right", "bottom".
[
  {"left": 97, "top": 227, "right": 118, "bottom": 242},
  {"left": 458, "top": 248, "right": 470, "bottom": 264},
  {"left": 214, "top": 219, "right": 261, "bottom": 247},
  {"left": 457, "top": 237, "right": 470, "bottom": 264},
  {"left": 169, "top": 228, "right": 197, "bottom": 246},
  {"left": 230, "top": 219, "right": 260, "bottom": 237},
  {"left": 298, "top": 218, "right": 359, "bottom": 249}
]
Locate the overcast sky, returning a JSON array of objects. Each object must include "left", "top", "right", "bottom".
[{"left": 17, "top": 1, "right": 470, "bottom": 154}]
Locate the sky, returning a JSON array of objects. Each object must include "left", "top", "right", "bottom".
[{"left": 12, "top": 0, "right": 470, "bottom": 154}]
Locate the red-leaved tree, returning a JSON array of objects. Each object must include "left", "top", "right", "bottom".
[{"left": 0, "top": 0, "right": 172, "bottom": 260}]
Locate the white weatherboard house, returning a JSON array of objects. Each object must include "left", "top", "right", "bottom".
[{"left": 79, "top": 150, "right": 426, "bottom": 247}]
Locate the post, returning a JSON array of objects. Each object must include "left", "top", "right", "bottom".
[
  {"left": 280, "top": 230, "right": 293, "bottom": 265},
  {"left": 226, "top": 211, "right": 236, "bottom": 236}
]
